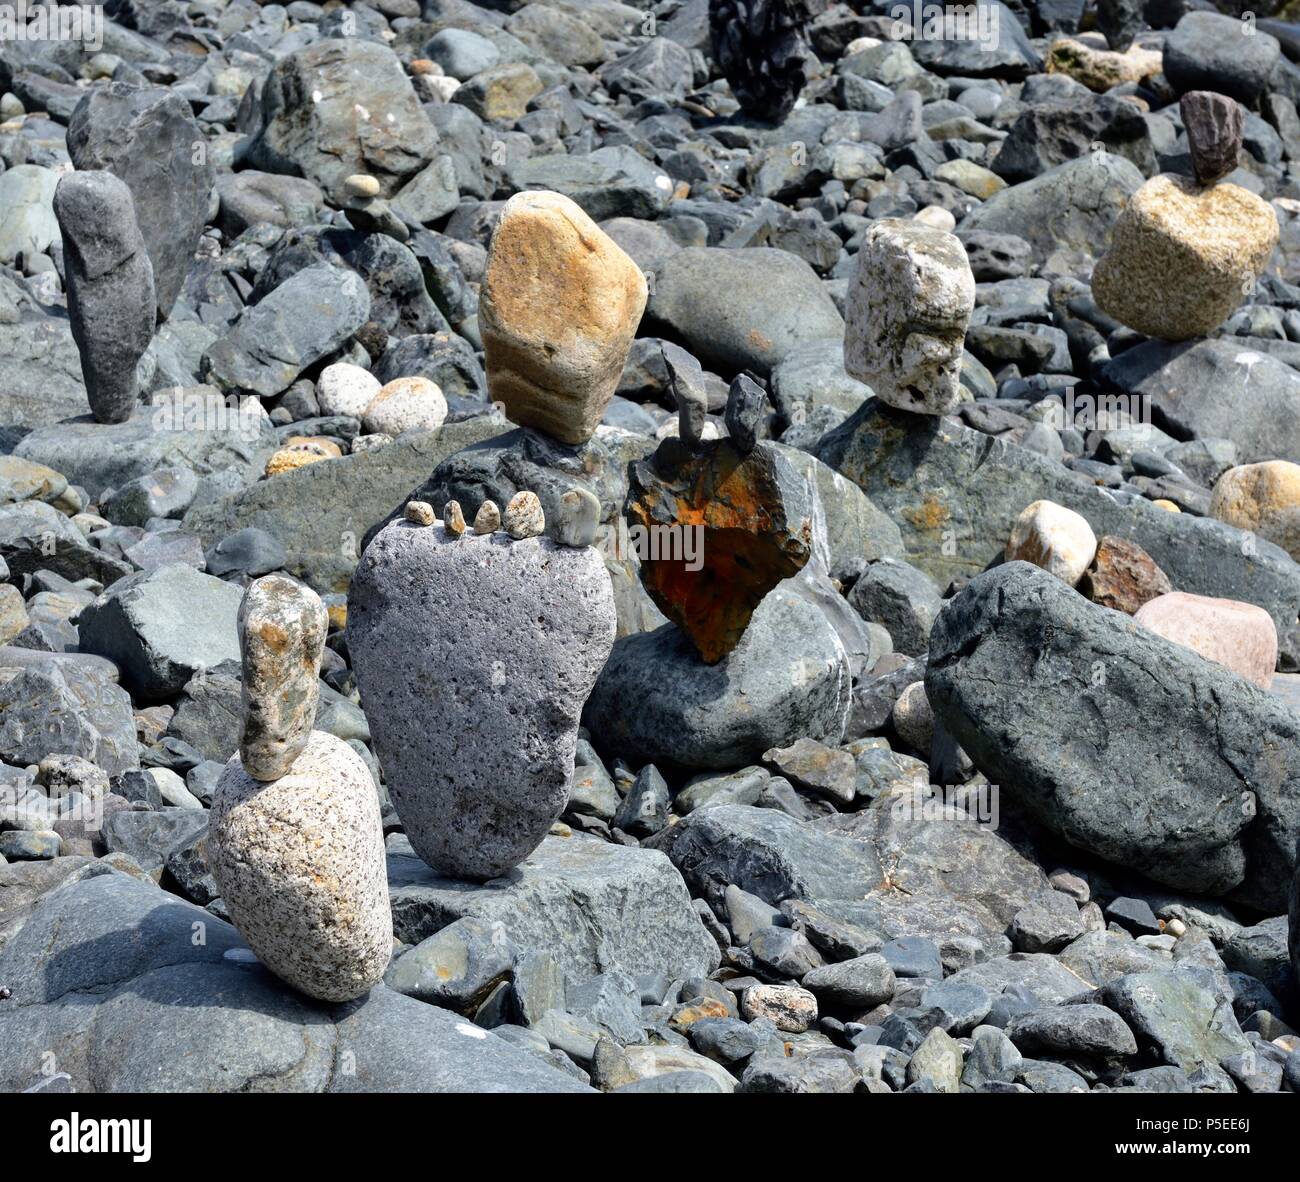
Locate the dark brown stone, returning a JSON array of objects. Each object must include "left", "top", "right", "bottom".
[
  {"left": 1079, "top": 535, "right": 1173, "bottom": 614},
  {"left": 1181, "top": 90, "right": 1244, "bottom": 186},
  {"left": 626, "top": 438, "right": 814, "bottom": 664}
]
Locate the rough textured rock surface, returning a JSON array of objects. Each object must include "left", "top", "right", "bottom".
[
  {"left": 1180, "top": 90, "right": 1244, "bottom": 186},
  {"left": 1005, "top": 499, "right": 1097, "bottom": 586},
  {"left": 817, "top": 401, "right": 1300, "bottom": 633},
  {"left": 387, "top": 831, "right": 720, "bottom": 983},
  {"left": 0, "top": 871, "right": 586, "bottom": 1092},
  {"left": 925, "top": 561, "right": 1300, "bottom": 911},
  {"left": 349, "top": 521, "right": 616, "bottom": 880},
  {"left": 481, "top": 191, "right": 647, "bottom": 445},
  {"left": 845, "top": 219, "right": 975, "bottom": 416},
  {"left": 78, "top": 562, "right": 243, "bottom": 698},
  {"left": 53, "top": 171, "right": 156, "bottom": 425},
  {"left": 210, "top": 731, "right": 392, "bottom": 1002},
  {"left": 1210, "top": 461, "right": 1300, "bottom": 561},
  {"left": 244, "top": 39, "right": 438, "bottom": 198},
  {"left": 238, "top": 575, "right": 328, "bottom": 780},
  {"left": 1091, "top": 175, "right": 1278, "bottom": 341},
  {"left": 1078, "top": 535, "right": 1172, "bottom": 614}
]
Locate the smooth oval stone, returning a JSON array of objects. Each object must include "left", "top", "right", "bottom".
[
  {"left": 348, "top": 521, "right": 616, "bottom": 880},
  {"left": 1134, "top": 591, "right": 1278, "bottom": 688},
  {"left": 238, "top": 574, "right": 327, "bottom": 781},
  {"left": 209, "top": 730, "right": 392, "bottom": 1001}
]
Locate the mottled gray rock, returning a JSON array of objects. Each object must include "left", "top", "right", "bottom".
[
  {"left": 386, "top": 831, "right": 720, "bottom": 983},
  {"left": 584, "top": 577, "right": 852, "bottom": 770},
  {"left": 14, "top": 387, "right": 278, "bottom": 502},
  {"left": 0, "top": 660, "right": 137, "bottom": 777},
  {"left": 201, "top": 264, "right": 370, "bottom": 399},
  {"left": 67, "top": 83, "right": 213, "bottom": 319},
  {"left": 350, "top": 521, "right": 615, "bottom": 880},
  {"left": 244, "top": 39, "right": 438, "bottom": 198},
  {"left": 802, "top": 955, "right": 895, "bottom": 1009},
  {"left": 1097, "top": 970, "right": 1250, "bottom": 1080},
  {"left": 238, "top": 575, "right": 327, "bottom": 781},
  {"left": 79, "top": 563, "right": 243, "bottom": 699},
  {"left": 1101, "top": 339, "right": 1300, "bottom": 467},
  {"left": 645, "top": 247, "right": 844, "bottom": 377},
  {"left": 53, "top": 170, "right": 156, "bottom": 424},
  {"left": 1163, "top": 11, "right": 1279, "bottom": 106},
  {"left": 1007, "top": 1003, "right": 1138, "bottom": 1059},
  {"left": 958, "top": 152, "right": 1143, "bottom": 266},
  {"left": 0, "top": 499, "right": 132, "bottom": 587},
  {"left": 847, "top": 558, "right": 942, "bottom": 656},
  {"left": 385, "top": 916, "right": 513, "bottom": 1013},
  {"left": 182, "top": 417, "right": 504, "bottom": 595},
  {"left": 508, "top": 147, "right": 672, "bottom": 222},
  {"left": 926, "top": 562, "right": 1300, "bottom": 910},
  {"left": 211, "top": 731, "right": 391, "bottom": 1002}
]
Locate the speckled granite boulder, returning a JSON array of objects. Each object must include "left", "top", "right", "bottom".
[{"left": 210, "top": 730, "right": 391, "bottom": 1002}]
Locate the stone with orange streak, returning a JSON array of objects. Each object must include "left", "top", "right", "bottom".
[
  {"left": 480, "top": 190, "right": 647, "bottom": 445},
  {"left": 625, "top": 438, "right": 815, "bottom": 664}
]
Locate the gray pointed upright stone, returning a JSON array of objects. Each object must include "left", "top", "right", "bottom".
[{"left": 53, "top": 170, "right": 156, "bottom": 425}]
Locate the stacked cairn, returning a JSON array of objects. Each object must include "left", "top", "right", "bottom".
[
  {"left": 346, "top": 189, "right": 625, "bottom": 881},
  {"left": 209, "top": 574, "right": 392, "bottom": 1002}
]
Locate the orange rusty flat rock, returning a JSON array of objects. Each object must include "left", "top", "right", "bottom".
[{"left": 626, "top": 438, "right": 814, "bottom": 664}]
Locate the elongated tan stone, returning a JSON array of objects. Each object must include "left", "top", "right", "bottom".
[
  {"left": 210, "top": 730, "right": 392, "bottom": 1001},
  {"left": 480, "top": 190, "right": 648, "bottom": 444},
  {"left": 238, "top": 574, "right": 327, "bottom": 781}
]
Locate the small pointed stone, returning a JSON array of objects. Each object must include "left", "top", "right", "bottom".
[
  {"left": 725, "top": 373, "right": 767, "bottom": 453},
  {"left": 662, "top": 341, "right": 709, "bottom": 451},
  {"left": 1181, "top": 91, "right": 1244, "bottom": 186},
  {"left": 473, "top": 499, "right": 501, "bottom": 534},
  {"left": 404, "top": 500, "right": 435, "bottom": 525},
  {"left": 504, "top": 491, "right": 545, "bottom": 539},
  {"left": 444, "top": 499, "right": 466, "bottom": 536},
  {"left": 555, "top": 487, "right": 600, "bottom": 548},
  {"left": 238, "top": 574, "right": 328, "bottom": 781}
]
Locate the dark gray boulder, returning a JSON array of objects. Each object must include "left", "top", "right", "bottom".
[{"left": 926, "top": 561, "right": 1300, "bottom": 910}]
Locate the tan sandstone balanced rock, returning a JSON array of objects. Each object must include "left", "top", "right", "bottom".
[
  {"left": 480, "top": 190, "right": 648, "bottom": 444},
  {"left": 1209, "top": 460, "right": 1300, "bottom": 560},
  {"left": 1134, "top": 591, "right": 1277, "bottom": 688},
  {"left": 210, "top": 729, "right": 392, "bottom": 1001},
  {"left": 1091, "top": 174, "right": 1278, "bottom": 341}
]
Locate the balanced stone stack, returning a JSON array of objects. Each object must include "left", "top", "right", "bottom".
[
  {"left": 1091, "top": 91, "right": 1279, "bottom": 341},
  {"left": 480, "top": 190, "right": 648, "bottom": 445},
  {"left": 209, "top": 575, "right": 392, "bottom": 1002}
]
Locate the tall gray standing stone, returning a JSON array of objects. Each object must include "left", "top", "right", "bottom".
[
  {"left": 53, "top": 171, "right": 156, "bottom": 425},
  {"left": 67, "top": 83, "right": 214, "bottom": 320},
  {"left": 348, "top": 520, "right": 616, "bottom": 881}
]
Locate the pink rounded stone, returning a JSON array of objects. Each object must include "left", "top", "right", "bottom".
[{"left": 1133, "top": 591, "right": 1277, "bottom": 688}]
